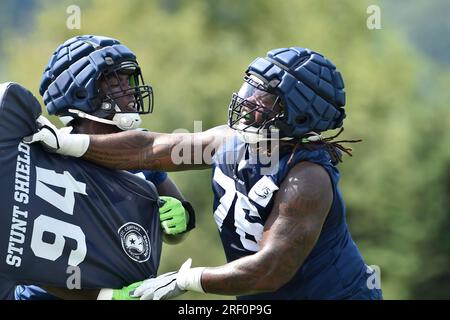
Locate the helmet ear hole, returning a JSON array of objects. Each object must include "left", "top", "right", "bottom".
[
  {"left": 295, "top": 115, "right": 308, "bottom": 124},
  {"left": 74, "top": 88, "right": 87, "bottom": 100}
]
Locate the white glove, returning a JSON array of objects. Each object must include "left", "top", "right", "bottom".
[
  {"left": 132, "top": 258, "right": 205, "bottom": 300},
  {"left": 23, "top": 115, "right": 90, "bottom": 157}
]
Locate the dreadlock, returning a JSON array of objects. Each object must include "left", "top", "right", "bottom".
[{"left": 285, "top": 127, "right": 362, "bottom": 166}]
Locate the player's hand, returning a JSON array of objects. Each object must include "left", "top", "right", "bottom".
[
  {"left": 22, "top": 115, "right": 90, "bottom": 157},
  {"left": 112, "top": 281, "right": 144, "bottom": 300},
  {"left": 132, "top": 271, "right": 184, "bottom": 300},
  {"left": 97, "top": 281, "right": 144, "bottom": 300},
  {"left": 132, "top": 258, "right": 205, "bottom": 300},
  {"left": 159, "top": 196, "right": 188, "bottom": 235}
]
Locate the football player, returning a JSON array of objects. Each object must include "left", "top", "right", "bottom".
[
  {"left": 15, "top": 35, "right": 195, "bottom": 300},
  {"left": 26, "top": 47, "right": 382, "bottom": 299},
  {"left": 0, "top": 35, "right": 193, "bottom": 300}
]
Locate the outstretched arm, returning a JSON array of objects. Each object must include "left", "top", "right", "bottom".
[
  {"left": 23, "top": 117, "right": 233, "bottom": 171},
  {"left": 83, "top": 126, "right": 233, "bottom": 171},
  {"left": 84, "top": 125, "right": 233, "bottom": 171},
  {"left": 133, "top": 161, "right": 333, "bottom": 299}
]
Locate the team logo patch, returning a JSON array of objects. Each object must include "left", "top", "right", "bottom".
[
  {"left": 118, "top": 222, "right": 151, "bottom": 263},
  {"left": 248, "top": 176, "right": 279, "bottom": 207}
]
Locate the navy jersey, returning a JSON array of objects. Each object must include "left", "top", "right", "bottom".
[
  {"left": 0, "top": 277, "right": 16, "bottom": 300},
  {"left": 128, "top": 170, "right": 167, "bottom": 187},
  {"left": 0, "top": 82, "right": 162, "bottom": 291},
  {"left": 13, "top": 170, "right": 168, "bottom": 300},
  {"left": 212, "top": 136, "right": 382, "bottom": 300}
]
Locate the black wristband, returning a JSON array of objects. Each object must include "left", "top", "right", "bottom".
[{"left": 181, "top": 201, "right": 196, "bottom": 232}]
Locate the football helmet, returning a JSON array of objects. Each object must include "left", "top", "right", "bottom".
[
  {"left": 40, "top": 35, "right": 153, "bottom": 130},
  {"left": 228, "top": 47, "right": 346, "bottom": 142}
]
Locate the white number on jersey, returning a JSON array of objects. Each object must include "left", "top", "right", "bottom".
[
  {"left": 213, "top": 167, "right": 263, "bottom": 252},
  {"left": 31, "top": 167, "right": 87, "bottom": 266}
]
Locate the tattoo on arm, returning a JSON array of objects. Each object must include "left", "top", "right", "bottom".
[{"left": 83, "top": 126, "right": 233, "bottom": 171}]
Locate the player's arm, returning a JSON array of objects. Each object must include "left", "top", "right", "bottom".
[
  {"left": 132, "top": 161, "right": 333, "bottom": 299},
  {"left": 23, "top": 118, "right": 233, "bottom": 171},
  {"left": 84, "top": 125, "right": 232, "bottom": 171}
]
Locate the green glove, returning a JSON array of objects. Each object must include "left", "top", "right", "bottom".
[
  {"left": 159, "top": 196, "right": 188, "bottom": 235},
  {"left": 111, "top": 281, "right": 143, "bottom": 300}
]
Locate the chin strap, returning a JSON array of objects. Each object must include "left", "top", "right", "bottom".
[
  {"left": 67, "top": 108, "right": 142, "bottom": 131},
  {"left": 234, "top": 124, "right": 293, "bottom": 144}
]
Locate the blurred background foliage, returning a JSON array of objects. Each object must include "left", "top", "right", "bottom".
[{"left": 0, "top": 0, "right": 449, "bottom": 299}]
